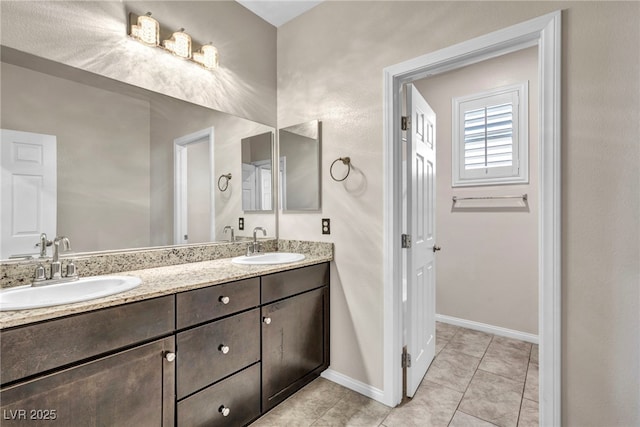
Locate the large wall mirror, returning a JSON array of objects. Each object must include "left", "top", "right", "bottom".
[
  {"left": 0, "top": 47, "right": 276, "bottom": 259},
  {"left": 279, "top": 120, "right": 322, "bottom": 211}
]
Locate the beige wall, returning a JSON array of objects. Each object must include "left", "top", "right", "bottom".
[
  {"left": 0, "top": 1, "right": 277, "bottom": 126},
  {"left": 414, "top": 47, "right": 539, "bottom": 335},
  {"left": 1, "top": 63, "right": 151, "bottom": 253},
  {"left": 278, "top": 2, "right": 639, "bottom": 425}
]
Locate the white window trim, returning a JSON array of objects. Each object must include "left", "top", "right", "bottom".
[{"left": 452, "top": 81, "right": 529, "bottom": 187}]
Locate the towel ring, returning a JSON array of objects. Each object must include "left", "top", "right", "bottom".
[
  {"left": 217, "top": 173, "right": 232, "bottom": 192},
  {"left": 330, "top": 157, "right": 351, "bottom": 182}
]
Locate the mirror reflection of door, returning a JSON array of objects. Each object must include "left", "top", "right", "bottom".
[
  {"left": 241, "top": 132, "right": 273, "bottom": 212},
  {"left": 0, "top": 129, "right": 57, "bottom": 259}
]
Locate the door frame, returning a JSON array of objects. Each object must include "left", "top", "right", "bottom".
[
  {"left": 173, "top": 127, "right": 215, "bottom": 245},
  {"left": 382, "top": 11, "right": 561, "bottom": 426}
]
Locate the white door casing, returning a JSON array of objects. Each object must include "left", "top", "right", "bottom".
[
  {"left": 0, "top": 129, "right": 57, "bottom": 259},
  {"left": 383, "top": 11, "right": 561, "bottom": 426},
  {"left": 405, "top": 84, "right": 436, "bottom": 397},
  {"left": 174, "top": 127, "right": 215, "bottom": 245}
]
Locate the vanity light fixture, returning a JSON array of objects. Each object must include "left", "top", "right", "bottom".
[
  {"left": 163, "top": 28, "right": 192, "bottom": 59},
  {"left": 130, "top": 12, "right": 160, "bottom": 46},
  {"left": 127, "top": 12, "right": 219, "bottom": 71},
  {"left": 193, "top": 44, "right": 219, "bottom": 70}
]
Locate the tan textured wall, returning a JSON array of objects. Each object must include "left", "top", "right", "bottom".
[
  {"left": 0, "top": 1, "right": 277, "bottom": 126},
  {"left": 278, "top": 2, "right": 639, "bottom": 425},
  {"left": 414, "top": 47, "right": 539, "bottom": 335}
]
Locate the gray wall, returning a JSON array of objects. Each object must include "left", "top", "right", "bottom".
[
  {"left": 0, "top": 1, "right": 277, "bottom": 126},
  {"left": 277, "top": 2, "right": 639, "bottom": 425}
]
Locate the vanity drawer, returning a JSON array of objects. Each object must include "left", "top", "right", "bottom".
[
  {"left": 0, "top": 295, "right": 175, "bottom": 385},
  {"left": 176, "top": 308, "right": 260, "bottom": 400},
  {"left": 177, "top": 362, "right": 261, "bottom": 427},
  {"left": 176, "top": 277, "right": 260, "bottom": 329},
  {"left": 261, "top": 262, "right": 329, "bottom": 304}
]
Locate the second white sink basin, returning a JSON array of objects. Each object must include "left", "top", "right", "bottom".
[
  {"left": 0, "top": 275, "right": 142, "bottom": 311},
  {"left": 232, "top": 252, "right": 305, "bottom": 265}
]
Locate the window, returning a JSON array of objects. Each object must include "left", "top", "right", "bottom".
[{"left": 452, "top": 82, "right": 528, "bottom": 186}]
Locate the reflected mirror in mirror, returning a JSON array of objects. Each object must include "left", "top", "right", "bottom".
[
  {"left": 241, "top": 132, "right": 274, "bottom": 212},
  {"left": 0, "top": 47, "right": 276, "bottom": 259},
  {"left": 279, "top": 120, "right": 321, "bottom": 211}
]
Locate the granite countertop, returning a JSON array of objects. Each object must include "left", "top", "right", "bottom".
[{"left": 0, "top": 253, "right": 332, "bottom": 330}]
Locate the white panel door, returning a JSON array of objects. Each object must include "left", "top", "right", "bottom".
[
  {"left": 405, "top": 84, "right": 437, "bottom": 397},
  {"left": 0, "top": 129, "right": 57, "bottom": 259},
  {"left": 242, "top": 163, "right": 257, "bottom": 211}
]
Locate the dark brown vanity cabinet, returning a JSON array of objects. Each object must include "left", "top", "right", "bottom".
[
  {"left": 0, "top": 296, "right": 176, "bottom": 426},
  {"left": 261, "top": 263, "right": 330, "bottom": 411},
  {"left": 0, "top": 262, "right": 330, "bottom": 427}
]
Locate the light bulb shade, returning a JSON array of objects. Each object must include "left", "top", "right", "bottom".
[
  {"left": 193, "top": 45, "right": 219, "bottom": 70},
  {"left": 130, "top": 13, "right": 159, "bottom": 46},
  {"left": 163, "top": 30, "right": 192, "bottom": 59}
]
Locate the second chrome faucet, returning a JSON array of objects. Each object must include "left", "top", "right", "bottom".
[
  {"left": 247, "top": 227, "right": 267, "bottom": 256},
  {"left": 32, "top": 235, "right": 78, "bottom": 286}
]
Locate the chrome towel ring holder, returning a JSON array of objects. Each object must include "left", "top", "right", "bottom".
[
  {"left": 330, "top": 157, "right": 351, "bottom": 182},
  {"left": 217, "top": 173, "right": 232, "bottom": 192}
]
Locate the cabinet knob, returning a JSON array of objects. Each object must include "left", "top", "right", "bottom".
[
  {"left": 219, "top": 296, "right": 230, "bottom": 305},
  {"left": 219, "top": 405, "right": 230, "bottom": 417},
  {"left": 164, "top": 352, "right": 176, "bottom": 362},
  {"left": 218, "top": 344, "right": 230, "bottom": 354},
  {"left": 263, "top": 316, "right": 272, "bottom": 325}
]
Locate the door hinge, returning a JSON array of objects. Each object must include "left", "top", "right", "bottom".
[
  {"left": 401, "top": 234, "right": 411, "bottom": 249},
  {"left": 402, "top": 351, "right": 412, "bottom": 368},
  {"left": 401, "top": 116, "right": 411, "bottom": 131}
]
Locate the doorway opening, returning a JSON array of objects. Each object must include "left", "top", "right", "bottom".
[
  {"left": 174, "top": 127, "right": 215, "bottom": 245},
  {"left": 383, "top": 11, "right": 561, "bottom": 426}
]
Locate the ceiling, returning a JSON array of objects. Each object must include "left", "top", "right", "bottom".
[{"left": 236, "top": 0, "right": 323, "bottom": 27}]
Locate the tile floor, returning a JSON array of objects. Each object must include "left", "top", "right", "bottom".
[{"left": 251, "top": 322, "right": 539, "bottom": 427}]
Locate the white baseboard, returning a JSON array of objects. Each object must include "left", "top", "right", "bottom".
[
  {"left": 436, "top": 314, "right": 539, "bottom": 344},
  {"left": 320, "top": 368, "right": 387, "bottom": 405}
]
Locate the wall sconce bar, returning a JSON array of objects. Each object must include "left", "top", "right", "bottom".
[{"left": 128, "top": 12, "right": 219, "bottom": 71}]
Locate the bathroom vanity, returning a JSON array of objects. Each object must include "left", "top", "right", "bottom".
[{"left": 0, "top": 258, "right": 330, "bottom": 427}]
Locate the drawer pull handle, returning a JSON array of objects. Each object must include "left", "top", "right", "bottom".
[
  {"left": 219, "top": 405, "right": 230, "bottom": 417},
  {"left": 263, "top": 316, "right": 272, "bottom": 325},
  {"left": 219, "top": 344, "right": 230, "bottom": 354},
  {"left": 164, "top": 352, "right": 176, "bottom": 362},
  {"left": 219, "top": 296, "right": 230, "bottom": 305}
]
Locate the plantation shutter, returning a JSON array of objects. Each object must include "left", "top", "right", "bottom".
[
  {"left": 452, "top": 82, "right": 528, "bottom": 186},
  {"left": 463, "top": 103, "right": 514, "bottom": 170}
]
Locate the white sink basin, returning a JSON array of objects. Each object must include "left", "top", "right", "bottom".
[
  {"left": 231, "top": 252, "right": 305, "bottom": 265},
  {"left": 0, "top": 275, "right": 142, "bottom": 311}
]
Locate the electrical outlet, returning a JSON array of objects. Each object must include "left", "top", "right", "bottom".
[
  {"left": 239, "top": 217, "right": 244, "bottom": 230},
  {"left": 322, "top": 218, "right": 330, "bottom": 235}
]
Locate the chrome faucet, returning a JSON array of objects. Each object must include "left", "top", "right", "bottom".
[
  {"left": 51, "top": 236, "right": 71, "bottom": 279},
  {"left": 32, "top": 236, "right": 77, "bottom": 286},
  {"left": 35, "top": 233, "right": 52, "bottom": 258},
  {"left": 223, "top": 226, "right": 235, "bottom": 242},
  {"left": 247, "top": 227, "right": 267, "bottom": 256}
]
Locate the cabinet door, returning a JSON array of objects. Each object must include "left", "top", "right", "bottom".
[
  {"left": 262, "top": 287, "right": 328, "bottom": 411},
  {"left": 0, "top": 337, "right": 175, "bottom": 427}
]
